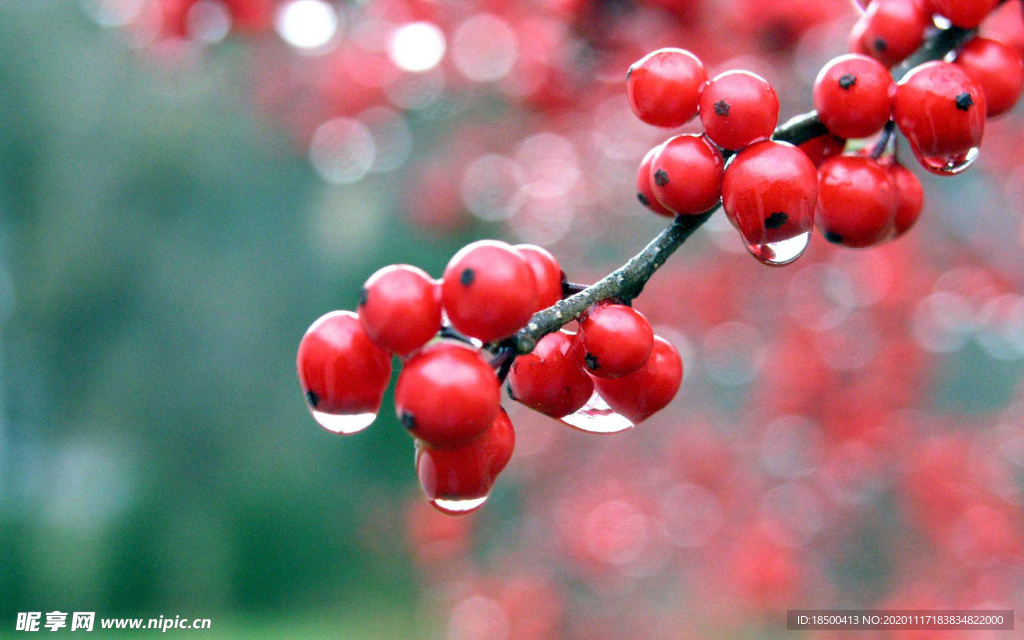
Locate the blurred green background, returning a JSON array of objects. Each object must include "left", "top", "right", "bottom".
[{"left": 0, "top": 2, "right": 468, "bottom": 636}]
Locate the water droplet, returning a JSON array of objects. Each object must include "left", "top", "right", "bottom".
[
  {"left": 916, "top": 147, "right": 979, "bottom": 176},
  {"left": 311, "top": 410, "right": 376, "bottom": 435},
  {"left": 431, "top": 495, "right": 488, "bottom": 515},
  {"left": 745, "top": 230, "right": 810, "bottom": 266},
  {"left": 560, "top": 390, "right": 634, "bottom": 434}
]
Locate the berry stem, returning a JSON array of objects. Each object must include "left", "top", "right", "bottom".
[
  {"left": 489, "top": 346, "right": 517, "bottom": 381},
  {"left": 439, "top": 324, "right": 477, "bottom": 345},
  {"left": 870, "top": 120, "right": 897, "bottom": 159},
  {"left": 509, "top": 23, "right": 976, "bottom": 356},
  {"left": 561, "top": 281, "right": 590, "bottom": 297},
  {"left": 892, "top": 26, "right": 974, "bottom": 80}
]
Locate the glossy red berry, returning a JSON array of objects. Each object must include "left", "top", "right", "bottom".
[
  {"left": 577, "top": 303, "right": 654, "bottom": 379},
  {"left": 514, "top": 244, "right": 563, "bottom": 312},
  {"left": 926, "top": 0, "right": 999, "bottom": 29},
  {"left": 893, "top": 61, "right": 986, "bottom": 174},
  {"left": 626, "top": 48, "right": 708, "bottom": 128},
  {"left": 592, "top": 336, "right": 683, "bottom": 424},
  {"left": 416, "top": 408, "right": 515, "bottom": 515},
  {"left": 699, "top": 70, "right": 780, "bottom": 150},
  {"left": 849, "top": 0, "right": 930, "bottom": 68},
  {"left": 637, "top": 144, "right": 675, "bottom": 217},
  {"left": 721, "top": 140, "right": 819, "bottom": 265},
  {"left": 887, "top": 161, "right": 925, "bottom": 237},
  {"left": 953, "top": 37, "right": 1024, "bottom": 118},
  {"left": 813, "top": 54, "right": 895, "bottom": 139},
  {"left": 815, "top": 155, "right": 898, "bottom": 248},
  {"left": 395, "top": 342, "right": 501, "bottom": 448},
  {"left": 798, "top": 134, "right": 848, "bottom": 167},
  {"left": 442, "top": 240, "right": 539, "bottom": 343},
  {"left": 648, "top": 135, "right": 725, "bottom": 215},
  {"left": 297, "top": 310, "right": 392, "bottom": 434},
  {"left": 507, "top": 331, "right": 593, "bottom": 419},
  {"left": 358, "top": 265, "right": 441, "bottom": 356}
]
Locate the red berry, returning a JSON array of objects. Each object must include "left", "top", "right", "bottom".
[
  {"left": 813, "top": 54, "right": 895, "bottom": 139},
  {"left": 395, "top": 342, "right": 501, "bottom": 448},
  {"left": 721, "top": 140, "right": 819, "bottom": 265},
  {"left": 648, "top": 135, "right": 725, "bottom": 215},
  {"left": 297, "top": 310, "right": 392, "bottom": 434},
  {"left": 926, "top": 0, "right": 999, "bottom": 29},
  {"left": 849, "top": 0, "right": 930, "bottom": 68},
  {"left": 358, "top": 265, "right": 441, "bottom": 356},
  {"left": 637, "top": 144, "right": 675, "bottom": 217},
  {"left": 416, "top": 408, "right": 515, "bottom": 515},
  {"left": 699, "top": 70, "right": 780, "bottom": 150},
  {"left": 514, "top": 244, "right": 563, "bottom": 312},
  {"left": 577, "top": 303, "right": 654, "bottom": 379},
  {"left": 592, "top": 336, "right": 683, "bottom": 424},
  {"left": 815, "top": 155, "right": 898, "bottom": 248},
  {"left": 887, "top": 161, "right": 925, "bottom": 237},
  {"left": 798, "top": 134, "right": 848, "bottom": 168},
  {"left": 626, "top": 48, "right": 708, "bottom": 128},
  {"left": 507, "top": 331, "right": 593, "bottom": 419},
  {"left": 442, "top": 240, "right": 539, "bottom": 343},
  {"left": 953, "top": 37, "right": 1024, "bottom": 118},
  {"left": 893, "top": 61, "right": 986, "bottom": 173}
]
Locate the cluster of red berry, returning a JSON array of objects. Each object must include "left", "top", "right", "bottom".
[
  {"left": 297, "top": 0, "right": 1024, "bottom": 517},
  {"left": 297, "top": 239, "right": 683, "bottom": 514},
  {"left": 508, "top": 305, "right": 682, "bottom": 427},
  {"left": 632, "top": 0, "right": 1023, "bottom": 264}
]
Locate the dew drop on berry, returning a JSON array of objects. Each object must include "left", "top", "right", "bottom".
[
  {"left": 915, "top": 147, "right": 979, "bottom": 176},
  {"left": 431, "top": 495, "right": 489, "bottom": 515},
  {"left": 559, "top": 390, "right": 635, "bottom": 434},
  {"left": 744, "top": 230, "right": 811, "bottom": 266},
  {"left": 310, "top": 409, "right": 378, "bottom": 435}
]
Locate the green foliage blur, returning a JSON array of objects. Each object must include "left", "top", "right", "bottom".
[{"left": 0, "top": 2, "right": 473, "bottom": 636}]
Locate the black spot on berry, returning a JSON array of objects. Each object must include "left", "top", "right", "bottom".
[
  {"left": 955, "top": 92, "right": 974, "bottom": 111},
  {"left": 637, "top": 192, "right": 650, "bottom": 207},
  {"left": 627, "top": 66, "right": 633, "bottom": 80},
  {"left": 825, "top": 231, "right": 844, "bottom": 244},
  {"left": 714, "top": 100, "right": 731, "bottom": 117},
  {"left": 460, "top": 268, "right": 475, "bottom": 286},
  {"left": 873, "top": 37, "right": 888, "bottom": 52},
  {"left": 400, "top": 412, "right": 416, "bottom": 430},
  {"left": 585, "top": 353, "right": 599, "bottom": 370},
  {"left": 765, "top": 212, "right": 788, "bottom": 229},
  {"left": 653, "top": 169, "right": 669, "bottom": 186},
  {"left": 838, "top": 73, "right": 856, "bottom": 90},
  {"left": 305, "top": 390, "right": 319, "bottom": 408},
  {"left": 506, "top": 380, "right": 517, "bottom": 401},
  {"left": 357, "top": 288, "right": 368, "bottom": 307}
]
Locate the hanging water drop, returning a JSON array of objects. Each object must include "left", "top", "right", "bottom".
[
  {"left": 916, "top": 147, "right": 979, "bottom": 176},
  {"left": 560, "top": 390, "right": 635, "bottom": 434},
  {"left": 431, "top": 495, "right": 489, "bottom": 515},
  {"left": 745, "top": 230, "right": 811, "bottom": 267},
  {"left": 721, "top": 140, "right": 819, "bottom": 268},
  {"left": 311, "top": 410, "right": 377, "bottom": 435}
]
